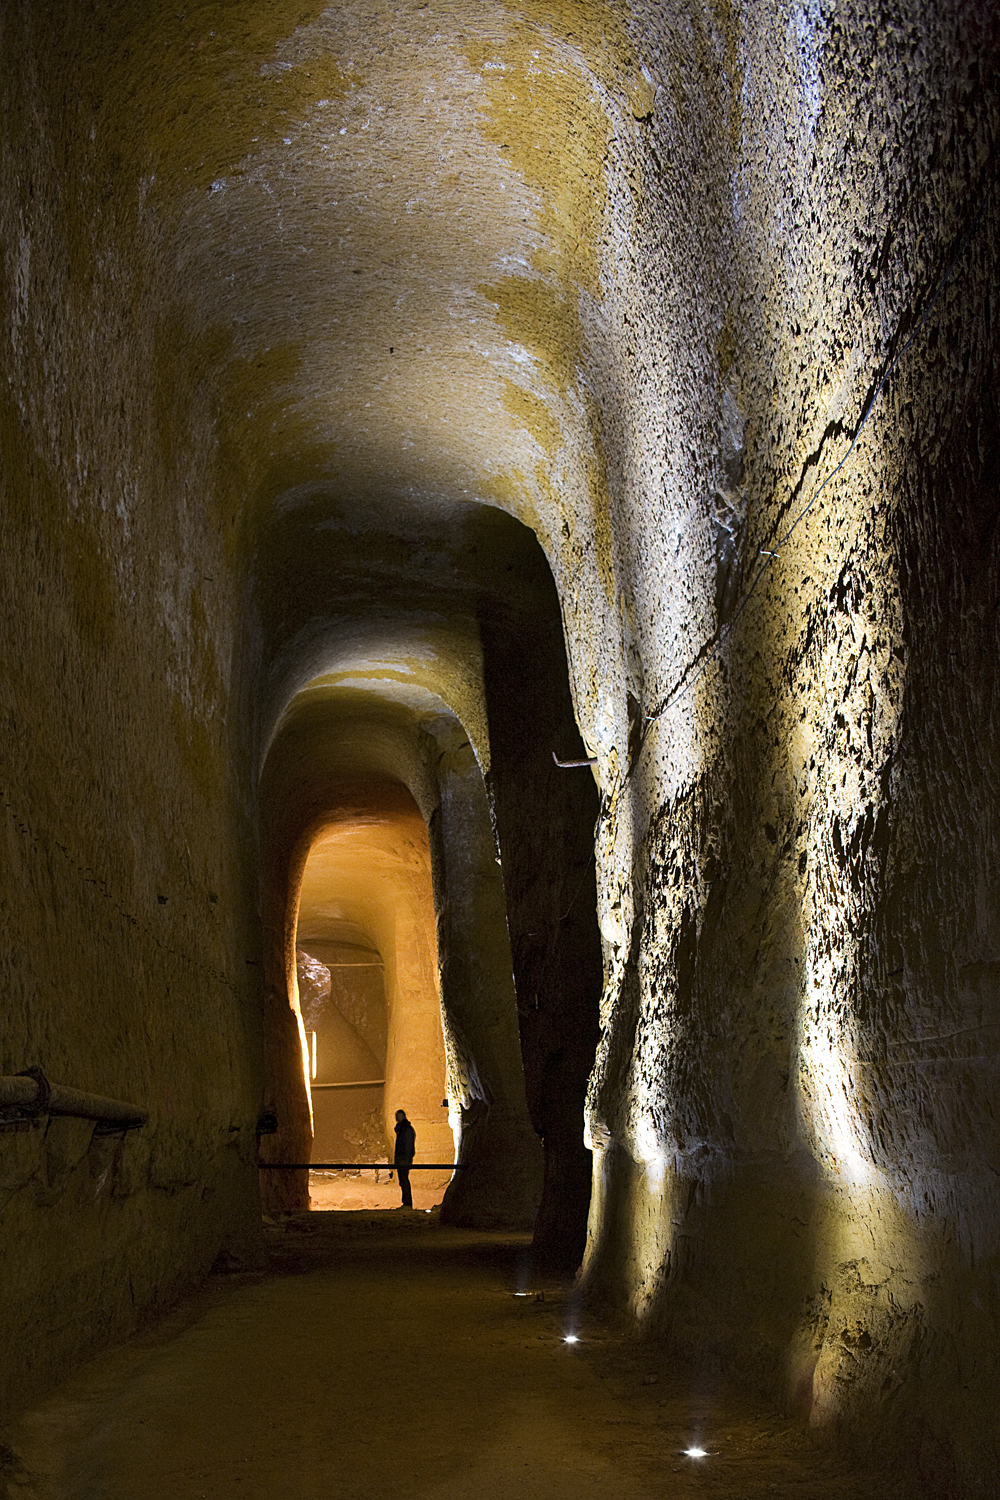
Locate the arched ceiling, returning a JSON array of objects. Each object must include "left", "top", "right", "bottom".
[
  {"left": 128, "top": 0, "right": 644, "bottom": 555},
  {"left": 295, "top": 780, "right": 433, "bottom": 968},
  {"left": 15, "top": 0, "right": 701, "bottom": 789},
  {"left": 253, "top": 497, "right": 565, "bottom": 777},
  {"left": 48, "top": 1, "right": 660, "bottom": 701},
  {"left": 262, "top": 684, "right": 472, "bottom": 835}
]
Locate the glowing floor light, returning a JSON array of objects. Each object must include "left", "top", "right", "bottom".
[
  {"left": 563, "top": 1334, "right": 579, "bottom": 1345},
  {"left": 684, "top": 1446, "right": 707, "bottom": 1458}
]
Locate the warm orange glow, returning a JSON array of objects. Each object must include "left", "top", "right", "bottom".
[{"left": 292, "top": 780, "right": 453, "bottom": 1208}]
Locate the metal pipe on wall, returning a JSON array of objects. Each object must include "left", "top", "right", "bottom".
[{"left": 0, "top": 1069, "right": 148, "bottom": 1132}]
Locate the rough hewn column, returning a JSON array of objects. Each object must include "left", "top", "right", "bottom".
[{"left": 480, "top": 538, "right": 603, "bottom": 1269}]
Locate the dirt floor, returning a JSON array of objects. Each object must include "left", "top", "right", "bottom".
[
  {"left": 307, "top": 1168, "right": 447, "bottom": 1211},
  {"left": 2, "top": 1211, "right": 903, "bottom": 1499}
]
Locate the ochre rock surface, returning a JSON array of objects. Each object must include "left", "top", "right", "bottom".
[{"left": 1, "top": 2, "right": 998, "bottom": 1491}]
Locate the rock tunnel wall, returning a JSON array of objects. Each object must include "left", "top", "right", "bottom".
[
  {"left": 568, "top": 2, "right": 1000, "bottom": 1492},
  {"left": 480, "top": 532, "right": 603, "bottom": 1269},
  {"left": 1, "top": 0, "right": 999, "bottom": 1490},
  {"left": 256, "top": 689, "right": 544, "bottom": 1227},
  {"left": 0, "top": 2, "right": 269, "bottom": 1413}
]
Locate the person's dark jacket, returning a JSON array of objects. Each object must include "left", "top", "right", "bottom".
[{"left": 394, "top": 1119, "right": 416, "bottom": 1164}]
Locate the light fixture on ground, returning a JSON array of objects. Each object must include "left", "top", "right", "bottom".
[
  {"left": 563, "top": 1334, "right": 579, "bottom": 1344},
  {"left": 684, "top": 1446, "right": 707, "bottom": 1458}
]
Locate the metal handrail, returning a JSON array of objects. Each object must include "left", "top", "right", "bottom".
[{"left": 258, "top": 1161, "right": 464, "bottom": 1170}]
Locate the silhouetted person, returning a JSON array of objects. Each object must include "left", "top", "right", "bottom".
[{"left": 393, "top": 1109, "right": 415, "bottom": 1208}]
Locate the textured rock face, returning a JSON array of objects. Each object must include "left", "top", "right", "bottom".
[
  {"left": 298, "top": 945, "right": 388, "bottom": 1065},
  {"left": 295, "top": 947, "right": 385, "bottom": 1164},
  {"left": 295, "top": 950, "right": 334, "bottom": 1031},
  {"left": 1, "top": 0, "right": 998, "bottom": 1488},
  {"left": 256, "top": 693, "right": 544, "bottom": 1225},
  {"left": 576, "top": 10, "right": 1000, "bottom": 1494}
]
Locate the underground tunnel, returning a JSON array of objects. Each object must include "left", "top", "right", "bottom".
[
  {"left": 252, "top": 501, "right": 601, "bottom": 1238},
  {"left": 291, "top": 780, "right": 451, "bottom": 1211},
  {"left": 0, "top": 0, "right": 998, "bottom": 1495}
]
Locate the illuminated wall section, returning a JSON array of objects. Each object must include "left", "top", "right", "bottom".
[{"left": 293, "top": 785, "right": 452, "bottom": 1176}]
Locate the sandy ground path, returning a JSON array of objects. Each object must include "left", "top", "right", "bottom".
[{"left": 3, "top": 1212, "right": 896, "bottom": 1500}]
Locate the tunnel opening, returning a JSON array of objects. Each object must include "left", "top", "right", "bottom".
[
  {"left": 279, "top": 780, "right": 454, "bottom": 1212},
  {"left": 251, "top": 500, "right": 604, "bottom": 1258},
  {"left": 295, "top": 938, "right": 392, "bottom": 1208}
]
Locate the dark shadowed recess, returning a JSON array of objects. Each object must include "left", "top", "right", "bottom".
[{"left": 479, "top": 524, "right": 604, "bottom": 1271}]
